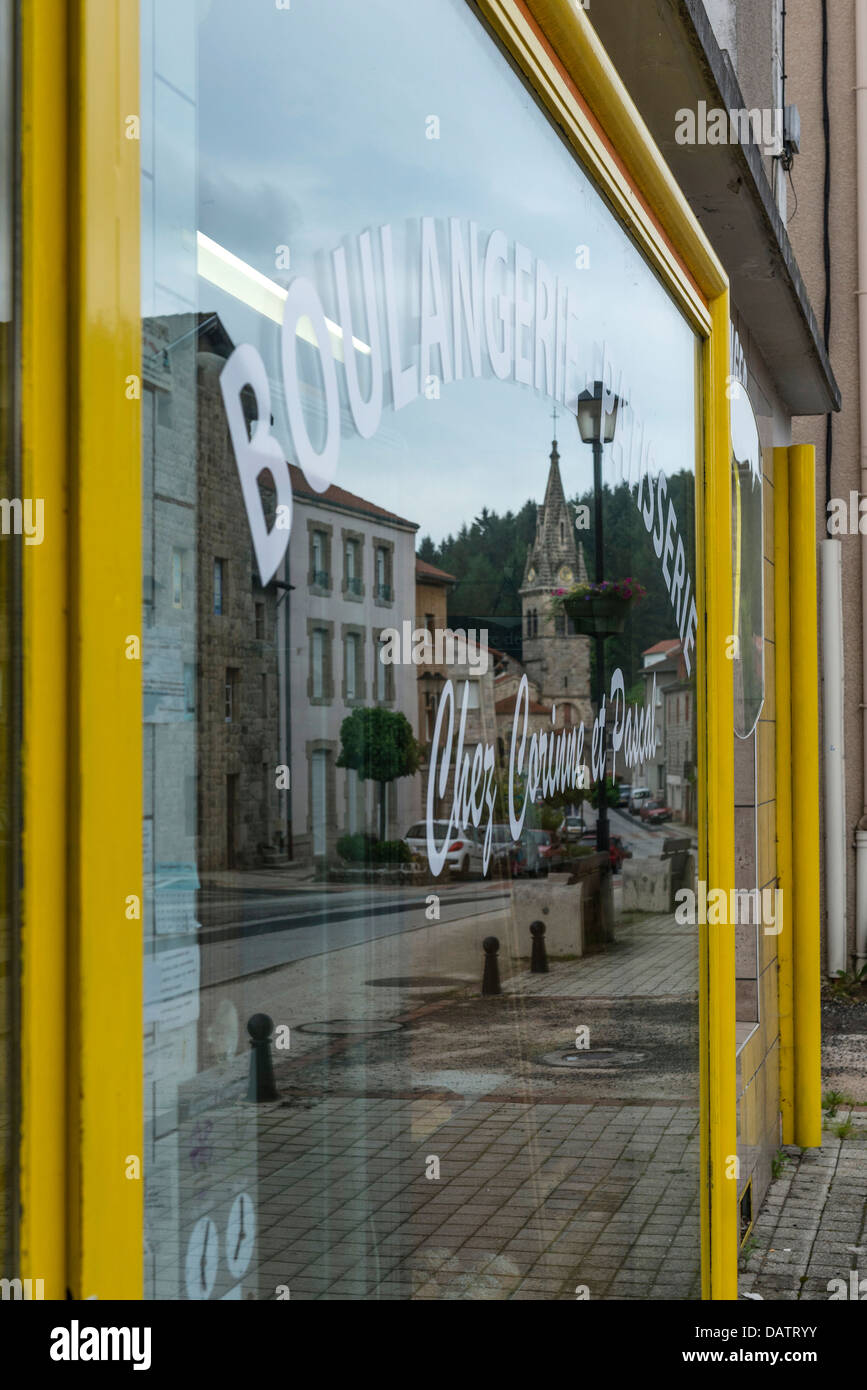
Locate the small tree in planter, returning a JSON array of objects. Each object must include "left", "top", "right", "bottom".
[
  {"left": 547, "top": 578, "right": 647, "bottom": 636},
  {"left": 336, "top": 706, "right": 421, "bottom": 841}
]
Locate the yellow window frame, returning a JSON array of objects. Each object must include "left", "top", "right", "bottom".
[
  {"left": 18, "top": 0, "right": 737, "bottom": 1298},
  {"left": 19, "top": 0, "right": 142, "bottom": 1299}
]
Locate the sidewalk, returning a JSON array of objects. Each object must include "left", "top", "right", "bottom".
[
  {"left": 739, "top": 1107, "right": 867, "bottom": 1300},
  {"left": 148, "top": 910, "right": 704, "bottom": 1299}
]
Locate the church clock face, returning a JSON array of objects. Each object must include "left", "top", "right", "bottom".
[
  {"left": 558, "top": 565, "right": 574, "bottom": 585},
  {"left": 527, "top": 567, "right": 536, "bottom": 583}
]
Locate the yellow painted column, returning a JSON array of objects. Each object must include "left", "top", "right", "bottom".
[
  {"left": 66, "top": 0, "right": 143, "bottom": 1298},
  {"left": 701, "top": 294, "right": 738, "bottom": 1299},
  {"left": 18, "top": 0, "right": 70, "bottom": 1299},
  {"left": 773, "top": 448, "right": 795, "bottom": 1143},
  {"left": 788, "top": 445, "right": 823, "bottom": 1149}
]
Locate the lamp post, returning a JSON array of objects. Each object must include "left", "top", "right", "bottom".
[{"left": 576, "top": 380, "right": 622, "bottom": 854}]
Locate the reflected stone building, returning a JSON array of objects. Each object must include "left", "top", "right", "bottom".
[{"left": 195, "top": 328, "right": 282, "bottom": 872}]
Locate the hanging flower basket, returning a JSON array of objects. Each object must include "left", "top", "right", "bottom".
[{"left": 550, "top": 579, "right": 647, "bottom": 637}]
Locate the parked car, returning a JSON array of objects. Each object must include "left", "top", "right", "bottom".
[
  {"left": 561, "top": 814, "right": 587, "bottom": 842},
  {"left": 579, "top": 827, "right": 633, "bottom": 873},
  {"left": 403, "top": 821, "right": 484, "bottom": 878},
  {"left": 629, "top": 787, "right": 652, "bottom": 813},
  {"left": 529, "top": 828, "right": 564, "bottom": 873},
  {"left": 489, "top": 823, "right": 520, "bottom": 876},
  {"left": 616, "top": 784, "right": 632, "bottom": 807},
  {"left": 639, "top": 800, "right": 672, "bottom": 825}
]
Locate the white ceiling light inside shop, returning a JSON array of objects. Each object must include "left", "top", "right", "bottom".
[{"left": 196, "top": 230, "right": 370, "bottom": 361}]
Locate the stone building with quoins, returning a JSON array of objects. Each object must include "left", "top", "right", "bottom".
[
  {"left": 519, "top": 436, "right": 593, "bottom": 730},
  {"left": 195, "top": 335, "right": 282, "bottom": 873},
  {"left": 141, "top": 312, "right": 283, "bottom": 878}
]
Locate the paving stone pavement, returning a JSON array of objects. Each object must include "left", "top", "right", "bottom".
[
  {"left": 249, "top": 1093, "right": 702, "bottom": 1300},
  {"left": 503, "top": 912, "right": 698, "bottom": 999},
  {"left": 739, "top": 1108, "right": 867, "bottom": 1301}
]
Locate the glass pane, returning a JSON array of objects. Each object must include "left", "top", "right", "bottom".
[
  {"left": 731, "top": 383, "right": 765, "bottom": 738},
  {"left": 141, "top": 0, "right": 702, "bottom": 1300}
]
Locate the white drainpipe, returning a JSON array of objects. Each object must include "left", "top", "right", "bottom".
[
  {"left": 821, "top": 539, "right": 847, "bottom": 975},
  {"left": 855, "top": 0, "right": 867, "bottom": 970}
]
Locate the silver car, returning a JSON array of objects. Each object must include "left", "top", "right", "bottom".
[{"left": 403, "top": 821, "right": 484, "bottom": 878}]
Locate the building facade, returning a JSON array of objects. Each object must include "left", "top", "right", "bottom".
[
  {"left": 786, "top": 0, "right": 867, "bottom": 981},
  {"left": 287, "top": 468, "right": 419, "bottom": 859},
  {"left": 1, "top": 0, "right": 838, "bottom": 1307}
]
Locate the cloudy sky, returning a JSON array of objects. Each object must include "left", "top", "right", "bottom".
[{"left": 147, "top": 0, "right": 699, "bottom": 545}]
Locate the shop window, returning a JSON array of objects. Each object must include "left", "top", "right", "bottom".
[{"left": 138, "top": 0, "right": 703, "bottom": 1304}]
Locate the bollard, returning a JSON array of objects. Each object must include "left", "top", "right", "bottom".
[
  {"left": 530, "top": 919, "right": 549, "bottom": 974},
  {"left": 247, "top": 1012, "right": 279, "bottom": 1102},
  {"left": 482, "top": 936, "right": 501, "bottom": 996}
]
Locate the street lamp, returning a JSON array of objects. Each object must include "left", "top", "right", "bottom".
[{"left": 576, "top": 380, "right": 622, "bottom": 854}]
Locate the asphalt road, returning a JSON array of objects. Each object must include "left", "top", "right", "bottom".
[{"left": 181, "top": 808, "right": 686, "bottom": 988}]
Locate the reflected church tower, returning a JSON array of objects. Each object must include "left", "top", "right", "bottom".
[{"left": 519, "top": 431, "right": 593, "bottom": 726}]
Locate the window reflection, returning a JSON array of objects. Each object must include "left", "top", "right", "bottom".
[{"left": 142, "top": 0, "right": 703, "bottom": 1301}]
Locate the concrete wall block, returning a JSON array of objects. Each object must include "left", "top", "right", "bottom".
[
  {"left": 622, "top": 856, "right": 672, "bottom": 912},
  {"left": 510, "top": 877, "right": 584, "bottom": 957}
]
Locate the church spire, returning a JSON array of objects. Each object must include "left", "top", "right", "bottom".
[{"left": 522, "top": 423, "right": 582, "bottom": 589}]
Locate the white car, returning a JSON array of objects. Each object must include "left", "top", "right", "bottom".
[
  {"left": 629, "top": 787, "right": 652, "bottom": 813},
  {"left": 403, "top": 821, "right": 484, "bottom": 878}
]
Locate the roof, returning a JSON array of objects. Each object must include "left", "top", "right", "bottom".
[
  {"left": 415, "top": 557, "right": 456, "bottom": 584},
  {"left": 495, "top": 696, "right": 550, "bottom": 715},
  {"left": 288, "top": 463, "right": 418, "bottom": 530},
  {"left": 642, "top": 638, "right": 683, "bottom": 657}
]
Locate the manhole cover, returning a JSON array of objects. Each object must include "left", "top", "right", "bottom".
[
  {"left": 365, "top": 977, "right": 469, "bottom": 988},
  {"left": 296, "top": 1019, "right": 404, "bottom": 1037},
  {"left": 540, "top": 1048, "right": 647, "bottom": 1070}
]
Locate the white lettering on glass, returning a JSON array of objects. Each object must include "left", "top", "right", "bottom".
[
  {"left": 424, "top": 672, "right": 655, "bottom": 880},
  {"left": 217, "top": 215, "right": 697, "bottom": 669}
]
